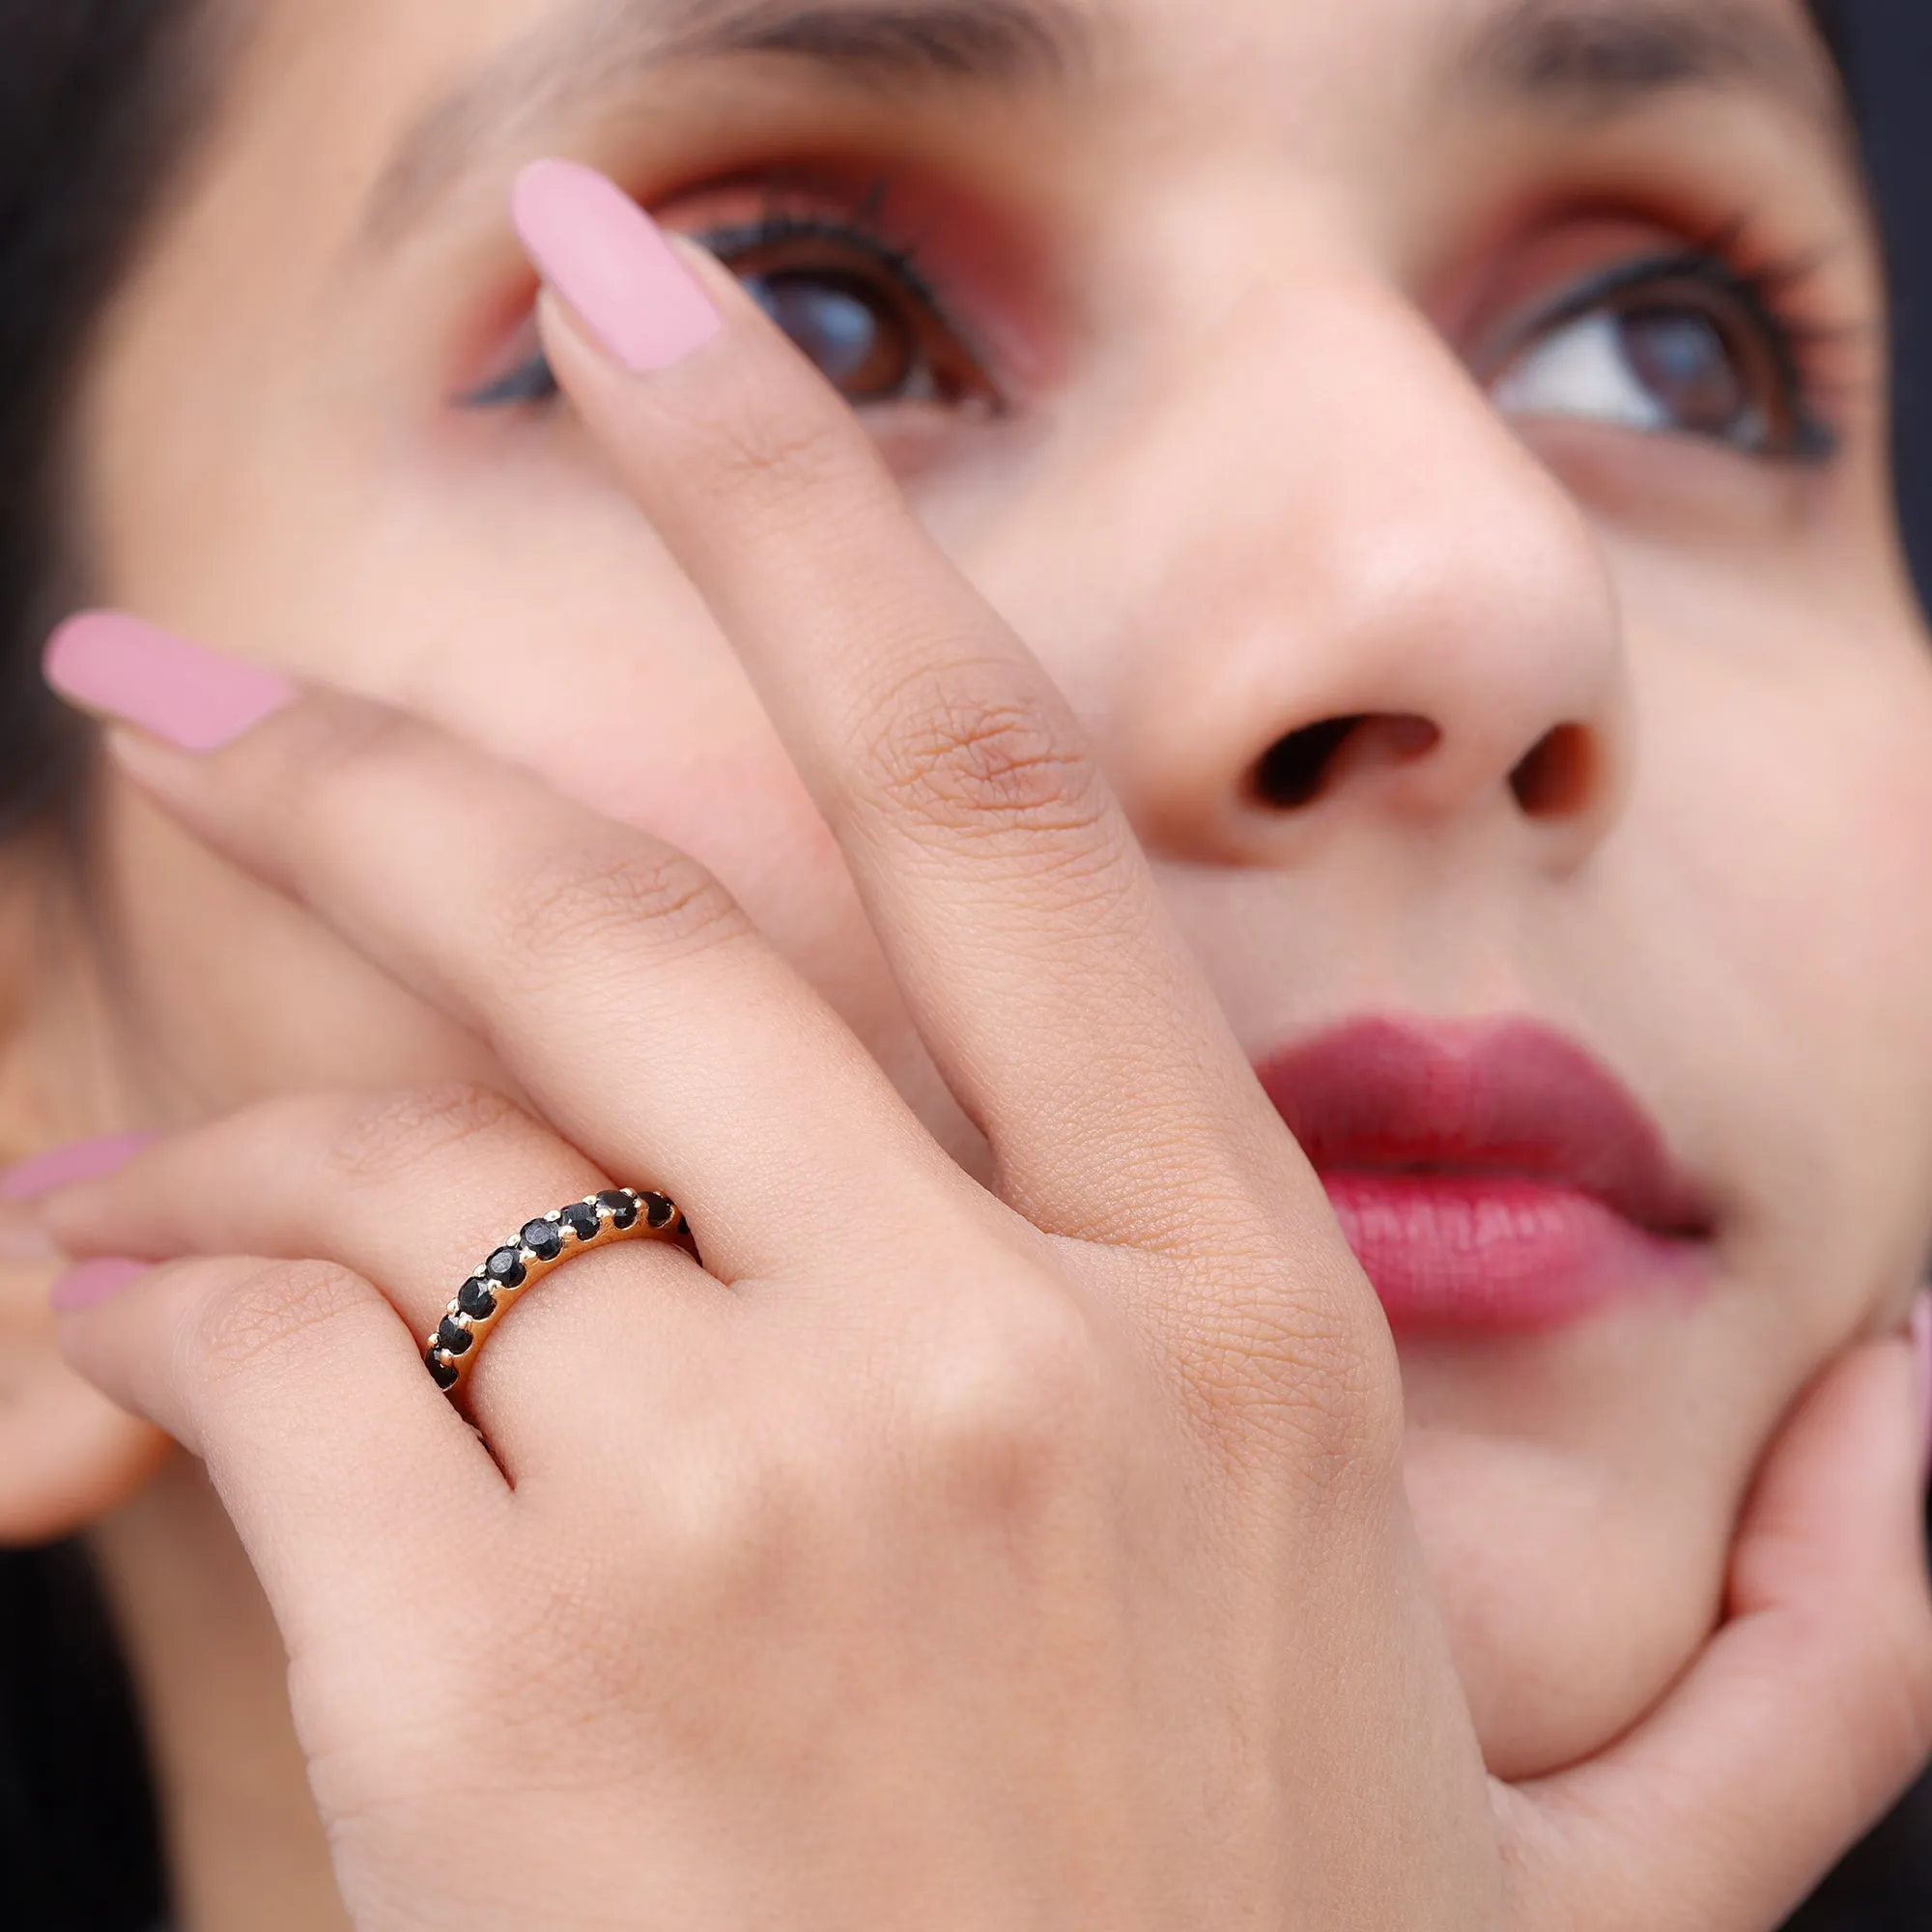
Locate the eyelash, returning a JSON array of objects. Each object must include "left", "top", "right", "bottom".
[
  {"left": 1498, "top": 222, "right": 1858, "bottom": 462},
  {"left": 468, "top": 192, "right": 1858, "bottom": 472},
  {"left": 463, "top": 188, "right": 995, "bottom": 412}
]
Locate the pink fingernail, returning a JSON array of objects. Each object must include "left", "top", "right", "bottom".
[
  {"left": 51, "top": 1258, "right": 149, "bottom": 1313},
  {"left": 511, "top": 159, "right": 723, "bottom": 375},
  {"left": 1913, "top": 1292, "right": 1932, "bottom": 1481},
  {"left": 44, "top": 612, "right": 298, "bottom": 753},
  {"left": 2, "top": 1132, "right": 156, "bottom": 1202}
]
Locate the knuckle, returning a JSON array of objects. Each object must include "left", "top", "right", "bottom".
[
  {"left": 503, "top": 842, "right": 749, "bottom": 976},
  {"left": 908, "top": 1280, "right": 1115, "bottom": 1492},
  {"left": 209, "top": 699, "right": 427, "bottom": 877},
  {"left": 613, "top": 1434, "right": 831, "bottom": 1643},
  {"left": 323, "top": 1084, "right": 527, "bottom": 1188},
  {"left": 862, "top": 668, "right": 1113, "bottom": 850},
  {"left": 1182, "top": 1255, "right": 1407, "bottom": 1501},
  {"left": 650, "top": 1459, "right": 794, "bottom": 1597},
  {"left": 182, "top": 1259, "right": 374, "bottom": 1393}
]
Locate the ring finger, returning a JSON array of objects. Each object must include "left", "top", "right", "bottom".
[{"left": 40, "top": 1084, "right": 723, "bottom": 1482}]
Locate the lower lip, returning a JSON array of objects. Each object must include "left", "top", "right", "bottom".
[{"left": 1319, "top": 1170, "right": 1707, "bottom": 1331}]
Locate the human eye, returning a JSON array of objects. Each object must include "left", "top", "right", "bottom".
[
  {"left": 464, "top": 187, "right": 999, "bottom": 416},
  {"left": 1488, "top": 244, "right": 1843, "bottom": 463}
]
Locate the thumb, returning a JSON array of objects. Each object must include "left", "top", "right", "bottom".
[{"left": 1499, "top": 1307, "right": 1932, "bottom": 1932}]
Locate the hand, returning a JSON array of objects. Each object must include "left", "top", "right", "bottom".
[{"left": 41, "top": 164, "right": 1932, "bottom": 1930}]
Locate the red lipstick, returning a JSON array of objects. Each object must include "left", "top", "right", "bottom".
[{"left": 1256, "top": 1017, "right": 1712, "bottom": 1331}]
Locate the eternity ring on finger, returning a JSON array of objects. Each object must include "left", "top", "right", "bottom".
[{"left": 424, "top": 1188, "right": 684, "bottom": 1396}]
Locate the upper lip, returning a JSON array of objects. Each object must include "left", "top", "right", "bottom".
[{"left": 1255, "top": 1015, "right": 1713, "bottom": 1239}]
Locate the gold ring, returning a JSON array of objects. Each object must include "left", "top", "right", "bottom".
[{"left": 424, "top": 1188, "right": 683, "bottom": 1396}]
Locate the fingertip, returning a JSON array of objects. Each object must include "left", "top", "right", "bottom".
[
  {"left": 512, "top": 159, "right": 723, "bottom": 376},
  {"left": 43, "top": 611, "right": 298, "bottom": 753}
]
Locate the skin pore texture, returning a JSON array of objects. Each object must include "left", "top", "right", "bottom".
[{"left": 3, "top": 0, "right": 1932, "bottom": 1922}]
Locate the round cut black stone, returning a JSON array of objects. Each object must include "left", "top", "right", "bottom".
[
  {"left": 522, "top": 1219, "right": 564, "bottom": 1262},
  {"left": 558, "top": 1202, "right": 600, "bottom": 1243},
  {"left": 426, "top": 1349, "right": 460, "bottom": 1391},
  {"left": 598, "top": 1189, "right": 640, "bottom": 1231},
  {"left": 437, "top": 1317, "right": 473, "bottom": 1358},
  {"left": 485, "top": 1247, "right": 527, "bottom": 1289},
  {"left": 642, "top": 1193, "right": 677, "bottom": 1230},
  {"left": 457, "top": 1278, "right": 498, "bottom": 1321}
]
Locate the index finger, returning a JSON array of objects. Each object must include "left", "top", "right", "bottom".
[{"left": 515, "top": 161, "right": 1316, "bottom": 1251}]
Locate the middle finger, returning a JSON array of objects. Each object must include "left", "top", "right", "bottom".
[{"left": 516, "top": 163, "right": 1311, "bottom": 1251}]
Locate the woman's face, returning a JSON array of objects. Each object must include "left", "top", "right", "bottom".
[{"left": 60, "top": 0, "right": 1932, "bottom": 1776}]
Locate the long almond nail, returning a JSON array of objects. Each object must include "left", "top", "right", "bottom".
[
  {"left": 51, "top": 1258, "right": 149, "bottom": 1313},
  {"left": 44, "top": 612, "right": 297, "bottom": 753},
  {"left": 2, "top": 1132, "right": 156, "bottom": 1202},
  {"left": 511, "top": 159, "right": 723, "bottom": 375}
]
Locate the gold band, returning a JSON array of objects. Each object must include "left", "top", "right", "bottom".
[{"left": 425, "top": 1188, "right": 683, "bottom": 1396}]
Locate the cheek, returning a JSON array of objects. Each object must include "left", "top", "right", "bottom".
[
  {"left": 1652, "top": 640, "right": 1932, "bottom": 1239},
  {"left": 99, "top": 407, "right": 848, "bottom": 899},
  {"left": 97, "top": 402, "right": 945, "bottom": 1054}
]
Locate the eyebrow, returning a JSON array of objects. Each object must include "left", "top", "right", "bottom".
[
  {"left": 359, "top": 0, "right": 1091, "bottom": 249},
  {"left": 359, "top": 0, "right": 1847, "bottom": 254},
  {"left": 1461, "top": 0, "right": 1847, "bottom": 137}
]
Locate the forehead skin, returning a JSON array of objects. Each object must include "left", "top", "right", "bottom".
[
  {"left": 169, "top": 0, "right": 1856, "bottom": 246},
  {"left": 344, "top": 0, "right": 1852, "bottom": 245}
]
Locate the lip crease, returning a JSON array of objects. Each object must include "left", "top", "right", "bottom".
[{"left": 1255, "top": 1015, "right": 1715, "bottom": 1332}]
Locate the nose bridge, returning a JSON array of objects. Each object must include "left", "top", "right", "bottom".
[{"left": 1073, "top": 270, "right": 1631, "bottom": 860}]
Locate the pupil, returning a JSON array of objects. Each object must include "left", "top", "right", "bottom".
[
  {"left": 1618, "top": 305, "right": 1747, "bottom": 439},
  {"left": 747, "top": 271, "right": 912, "bottom": 399}
]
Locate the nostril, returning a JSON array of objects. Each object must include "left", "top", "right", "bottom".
[
  {"left": 1251, "top": 714, "right": 1438, "bottom": 811},
  {"left": 1251, "top": 717, "right": 1367, "bottom": 810},
  {"left": 1509, "top": 724, "right": 1595, "bottom": 819}
]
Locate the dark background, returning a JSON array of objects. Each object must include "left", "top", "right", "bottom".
[{"left": 1839, "top": 0, "right": 1932, "bottom": 605}]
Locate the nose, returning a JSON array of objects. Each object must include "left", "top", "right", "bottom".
[{"left": 1052, "top": 276, "right": 1631, "bottom": 868}]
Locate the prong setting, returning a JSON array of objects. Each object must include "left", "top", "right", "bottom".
[{"left": 424, "top": 1187, "right": 684, "bottom": 1397}]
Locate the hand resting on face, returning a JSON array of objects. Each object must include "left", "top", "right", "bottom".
[{"left": 33, "top": 165, "right": 1932, "bottom": 1932}]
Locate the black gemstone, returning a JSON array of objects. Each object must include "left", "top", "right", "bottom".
[
  {"left": 438, "top": 1317, "right": 474, "bottom": 1357},
  {"left": 598, "top": 1189, "right": 640, "bottom": 1231},
  {"left": 642, "top": 1193, "right": 677, "bottom": 1230},
  {"left": 485, "top": 1246, "right": 528, "bottom": 1290},
  {"left": 522, "top": 1219, "right": 564, "bottom": 1263},
  {"left": 426, "top": 1350, "right": 460, "bottom": 1391},
  {"left": 457, "top": 1278, "right": 498, "bottom": 1321},
  {"left": 558, "top": 1202, "right": 600, "bottom": 1243}
]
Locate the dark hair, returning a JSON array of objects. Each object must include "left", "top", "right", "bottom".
[
  {"left": 0, "top": 6, "right": 1922, "bottom": 1931},
  {"left": 0, "top": 14, "right": 215, "bottom": 1923},
  {"left": 0, "top": 1, "right": 220, "bottom": 845}
]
